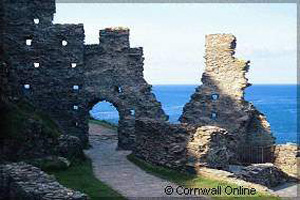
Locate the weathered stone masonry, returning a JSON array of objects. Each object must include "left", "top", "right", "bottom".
[
  {"left": 1, "top": 0, "right": 168, "bottom": 150},
  {"left": 273, "top": 144, "right": 299, "bottom": 177},
  {"left": 1, "top": 0, "right": 295, "bottom": 181},
  {"left": 134, "top": 119, "right": 233, "bottom": 170},
  {"left": 84, "top": 29, "right": 168, "bottom": 149},
  {"left": 134, "top": 34, "right": 276, "bottom": 172},
  {"left": 0, "top": 162, "right": 87, "bottom": 200},
  {"left": 180, "top": 34, "right": 275, "bottom": 164}
]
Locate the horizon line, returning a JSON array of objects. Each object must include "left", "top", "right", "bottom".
[{"left": 151, "top": 83, "right": 298, "bottom": 85}]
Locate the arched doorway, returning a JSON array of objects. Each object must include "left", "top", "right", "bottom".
[
  {"left": 87, "top": 99, "right": 136, "bottom": 150},
  {"left": 90, "top": 101, "right": 119, "bottom": 126},
  {"left": 88, "top": 101, "right": 119, "bottom": 148}
]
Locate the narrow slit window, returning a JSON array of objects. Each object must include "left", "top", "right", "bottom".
[
  {"left": 115, "top": 86, "right": 122, "bottom": 93},
  {"left": 130, "top": 109, "right": 135, "bottom": 116},
  {"left": 202, "top": 102, "right": 206, "bottom": 111},
  {"left": 33, "top": 18, "right": 39, "bottom": 24},
  {"left": 73, "top": 85, "right": 79, "bottom": 90},
  {"left": 24, "top": 84, "right": 30, "bottom": 89},
  {"left": 34, "top": 63, "right": 39, "bottom": 68},
  {"left": 211, "top": 112, "right": 217, "bottom": 120},
  {"left": 118, "top": 87, "right": 122, "bottom": 93},
  {"left": 211, "top": 94, "right": 219, "bottom": 100},
  {"left": 62, "top": 40, "right": 68, "bottom": 46},
  {"left": 71, "top": 63, "right": 77, "bottom": 68},
  {"left": 26, "top": 39, "right": 32, "bottom": 46},
  {"left": 73, "top": 105, "right": 78, "bottom": 110}
]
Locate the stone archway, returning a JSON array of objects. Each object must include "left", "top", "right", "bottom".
[
  {"left": 87, "top": 97, "right": 135, "bottom": 150},
  {"left": 90, "top": 101, "right": 119, "bottom": 125},
  {"left": 81, "top": 29, "right": 169, "bottom": 150},
  {"left": 0, "top": 0, "right": 168, "bottom": 150}
]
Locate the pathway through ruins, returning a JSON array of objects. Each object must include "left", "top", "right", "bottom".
[
  {"left": 85, "top": 123, "right": 207, "bottom": 199},
  {"left": 84, "top": 123, "right": 297, "bottom": 199}
]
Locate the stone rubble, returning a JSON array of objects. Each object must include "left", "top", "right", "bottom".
[
  {"left": 233, "top": 163, "right": 292, "bottom": 188},
  {"left": 187, "top": 126, "right": 234, "bottom": 170},
  {"left": 0, "top": 162, "right": 87, "bottom": 200},
  {"left": 274, "top": 143, "right": 299, "bottom": 177},
  {"left": 56, "top": 135, "right": 85, "bottom": 160}
]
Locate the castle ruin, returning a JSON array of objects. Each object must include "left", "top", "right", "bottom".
[
  {"left": 0, "top": 0, "right": 168, "bottom": 150},
  {"left": 180, "top": 34, "right": 275, "bottom": 164},
  {"left": 1, "top": 0, "right": 297, "bottom": 182}
]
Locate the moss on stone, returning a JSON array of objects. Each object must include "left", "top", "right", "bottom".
[
  {"left": 0, "top": 99, "right": 61, "bottom": 139},
  {"left": 0, "top": 99, "right": 62, "bottom": 161}
]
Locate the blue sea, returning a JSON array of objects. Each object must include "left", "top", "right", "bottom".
[{"left": 90, "top": 85, "right": 297, "bottom": 144}]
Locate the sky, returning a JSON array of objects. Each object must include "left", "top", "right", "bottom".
[{"left": 54, "top": 3, "right": 297, "bottom": 85}]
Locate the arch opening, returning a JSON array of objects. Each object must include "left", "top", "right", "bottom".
[
  {"left": 87, "top": 99, "right": 137, "bottom": 150},
  {"left": 89, "top": 101, "right": 119, "bottom": 125}
]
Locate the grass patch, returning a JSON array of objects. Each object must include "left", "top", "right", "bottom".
[
  {"left": 46, "top": 158, "right": 125, "bottom": 200},
  {"left": 127, "top": 154, "right": 280, "bottom": 200},
  {"left": 89, "top": 119, "right": 118, "bottom": 131},
  {"left": 0, "top": 99, "right": 61, "bottom": 139}
]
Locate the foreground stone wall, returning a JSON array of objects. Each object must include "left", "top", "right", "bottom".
[
  {"left": 0, "top": 162, "right": 87, "bottom": 200},
  {"left": 1, "top": 0, "right": 167, "bottom": 150},
  {"left": 180, "top": 34, "right": 275, "bottom": 164},
  {"left": 274, "top": 144, "right": 299, "bottom": 177},
  {"left": 134, "top": 119, "right": 233, "bottom": 171},
  {"left": 134, "top": 119, "right": 295, "bottom": 187}
]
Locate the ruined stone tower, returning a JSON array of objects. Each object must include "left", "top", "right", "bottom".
[
  {"left": 0, "top": 0, "right": 168, "bottom": 150},
  {"left": 180, "top": 34, "right": 275, "bottom": 163}
]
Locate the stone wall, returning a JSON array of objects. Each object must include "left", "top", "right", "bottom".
[
  {"left": 274, "top": 144, "right": 299, "bottom": 177},
  {"left": 1, "top": 0, "right": 87, "bottom": 143},
  {"left": 179, "top": 34, "right": 275, "bottom": 164},
  {"left": 134, "top": 119, "right": 233, "bottom": 171},
  {"left": 1, "top": 0, "right": 168, "bottom": 150},
  {"left": 83, "top": 29, "right": 167, "bottom": 149},
  {"left": 0, "top": 162, "right": 87, "bottom": 200}
]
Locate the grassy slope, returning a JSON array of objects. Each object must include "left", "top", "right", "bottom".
[
  {"left": 89, "top": 119, "right": 118, "bottom": 131},
  {"left": 0, "top": 99, "right": 62, "bottom": 161},
  {"left": 46, "top": 158, "right": 125, "bottom": 200},
  {"left": 0, "top": 100, "right": 124, "bottom": 199},
  {"left": 127, "top": 154, "right": 280, "bottom": 200},
  {"left": 0, "top": 100, "right": 61, "bottom": 139}
]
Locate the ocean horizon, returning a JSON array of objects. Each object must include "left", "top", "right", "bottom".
[{"left": 90, "top": 84, "right": 298, "bottom": 144}]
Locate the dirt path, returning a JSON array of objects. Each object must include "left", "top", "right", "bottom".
[
  {"left": 85, "top": 123, "right": 298, "bottom": 199},
  {"left": 271, "top": 182, "right": 299, "bottom": 198},
  {"left": 84, "top": 123, "right": 206, "bottom": 199}
]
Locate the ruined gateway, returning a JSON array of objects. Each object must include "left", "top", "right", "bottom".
[
  {"left": 1, "top": 0, "right": 280, "bottom": 170},
  {"left": 0, "top": 0, "right": 168, "bottom": 150}
]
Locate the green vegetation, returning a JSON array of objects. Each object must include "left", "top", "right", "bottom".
[
  {"left": 127, "top": 154, "right": 280, "bottom": 200},
  {"left": 0, "top": 99, "right": 61, "bottom": 139},
  {"left": 46, "top": 158, "right": 125, "bottom": 200},
  {"left": 89, "top": 119, "right": 118, "bottom": 131},
  {"left": 27, "top": 156, "right": 70, "bottom": 171}
]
